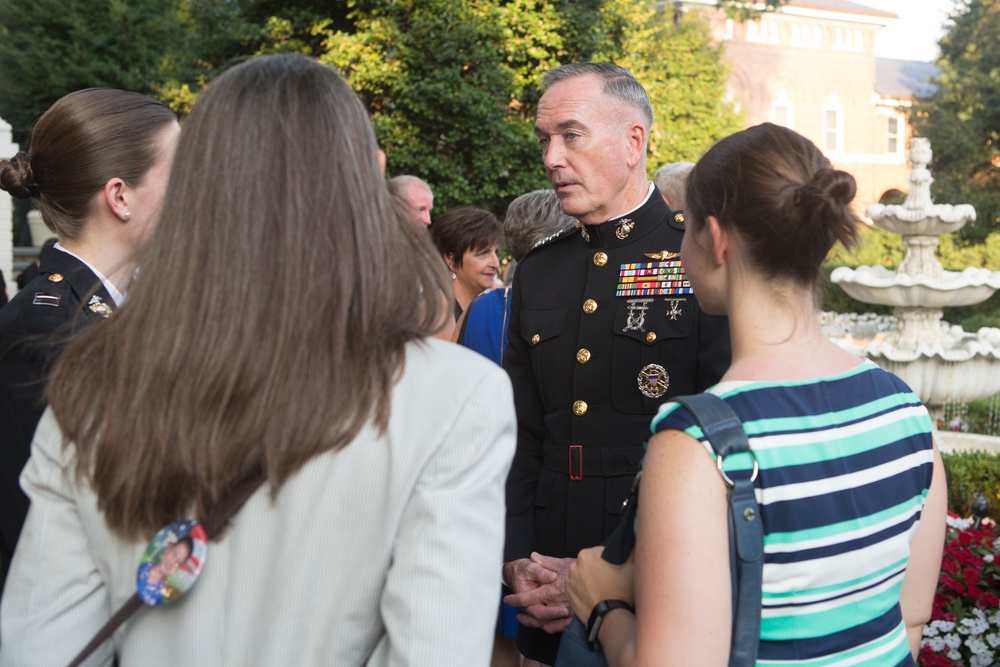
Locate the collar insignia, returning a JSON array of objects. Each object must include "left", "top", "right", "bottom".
[
  {"left": 615, "top": 218, "right": 634, "bottom": 240},
  {"left": 88, "top": 295, "right": 112, "bottom": 319}
]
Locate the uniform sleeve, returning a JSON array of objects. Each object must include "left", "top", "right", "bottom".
[
  {"left": 501, "top": 269, "right": 546, "bottom": 562},
  {"left": 373, "top": 364, "right": 516, "bottom": 667},
  {"left": 0, "top": 335, "right": 49, "bottom": 563},
  {"left": 0, "top": 409, "right": 115, "bottom": 667},
  {"left": 695, "top": 310, "right": 731, "bottom": 391}
]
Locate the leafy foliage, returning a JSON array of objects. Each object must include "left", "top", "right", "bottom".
[
  {"left": 0, "top": 0, "right": 183, "bottom": 141},
  {"left": 942, "top": 450, "right": 1000, "bottom": 517},
  {"left": 911, "top": 0, "right": 1000, "bottom": 244},
  {"left": 0, "top": 0, "right": 742, "bottom": 217},
  {"left": 717, "top": 0, "right": 787, "bottom": 21},
  {"left": 614, "top": 6, "right": 743, "bottom": 169},
  {"left": 319, "top": 0, "right": 547, "bottom": 215}
]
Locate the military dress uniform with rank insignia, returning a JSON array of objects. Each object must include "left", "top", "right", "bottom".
[
  {"left": 0, "top": 243, "right": 116, "bottom": 594},
  {"left": 502, "top": 185, "right": 731, "bottom": 662}
]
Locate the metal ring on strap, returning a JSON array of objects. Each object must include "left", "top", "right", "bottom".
[{"left": 716, "top": 451, "right": 759, "bottom": 487}]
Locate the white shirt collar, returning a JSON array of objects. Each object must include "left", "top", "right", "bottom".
[
  {"left": 604, "top": 182, "right": 656, "bottom": 223},
  {"left": 53, "top": 242, "right": 126, "bottom": 306}
]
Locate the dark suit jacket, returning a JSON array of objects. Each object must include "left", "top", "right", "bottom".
[
  {"left": 502, "top": 187, "right": 731, "bottom": 662},
  {"left": 0, "top": 245, "right": 115, "bottom": 594}
]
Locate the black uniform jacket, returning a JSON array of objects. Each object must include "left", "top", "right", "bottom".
[
  {"left": 0, "top": 245, "right": 115, "bottom": 593},
  {"left": 502, "top": 187, "right": 731, "bottom": 661}
]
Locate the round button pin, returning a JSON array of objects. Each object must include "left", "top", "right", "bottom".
[{"left": 136, "top": 519, "right": 207, "bottom": 606}]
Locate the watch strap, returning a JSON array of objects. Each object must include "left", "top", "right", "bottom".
[{"left": 585, "top": 599, "right": 634, "bottom": 651}]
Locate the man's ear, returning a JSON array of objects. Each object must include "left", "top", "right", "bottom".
[
  {"left": 706, "top": 215, "right": 729, "bottom": 266},
  {"left": 624, "top": 121, "right": 647, "bottom": 168},
  {"left": 103, "top": 177, "right": 131, "bottom": 222}
]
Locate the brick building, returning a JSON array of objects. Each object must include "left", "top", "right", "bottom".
[{"left": 681, "top": 0, "right": 938, "bottom": 208}]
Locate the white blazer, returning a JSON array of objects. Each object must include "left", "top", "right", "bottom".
[{"left": 0, "top": 339, "right": 516, "bottom": 666}]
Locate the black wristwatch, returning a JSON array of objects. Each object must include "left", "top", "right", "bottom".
[{"left": 586, "top": 599, "right": 634, "bottom": 651}]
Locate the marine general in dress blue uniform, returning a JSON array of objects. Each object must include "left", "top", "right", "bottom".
[{"left": 501, "top": 62, "right": 731, "bottom": 664}]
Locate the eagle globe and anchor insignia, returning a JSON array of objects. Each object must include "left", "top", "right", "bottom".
[{"left": 637, "top": 363, "right": 669, "bottom": 399}]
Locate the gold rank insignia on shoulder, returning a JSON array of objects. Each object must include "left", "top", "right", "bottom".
[
  {"left": 48, "top": 273, "right": 64, "bottom": 283},
  {"left": 615, "top": 218, "right": 634, "bottom": 240},
  {"left": 88, "top": 295, "right": 112, "bottom": 319},
  {"left": 644, "top": 251, "right": 680, "bottom": 261}
]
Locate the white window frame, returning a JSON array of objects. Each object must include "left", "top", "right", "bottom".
[
  {"left": 886, "top": 114, "right": 904, "bottom": 155},
  {"left": 772, "top": 97, "right": 794, "bottom": 128},
  {"left": 822, "top": 104, "right": 844, "bottom": 154}
]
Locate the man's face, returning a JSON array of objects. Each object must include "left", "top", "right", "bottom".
[
  {"left": 534, "top": 74, "right": 637, "bottom": 225},
  {"left": 403, "top": 183, "right": 434, "bottom": 226}
]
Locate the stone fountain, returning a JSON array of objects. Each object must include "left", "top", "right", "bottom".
[{"left": 830, "top": 138, "right": 1000, "bottom": 423}]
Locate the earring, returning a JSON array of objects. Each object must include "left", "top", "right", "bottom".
[
  {"left": 123, "top": 211, "right": 131, "bottom": 220},
  {"left": 450, "top": 272, "right": 457, "bottom": 280}
]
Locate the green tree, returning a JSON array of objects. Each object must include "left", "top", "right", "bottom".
[
  {"left": 0, "top": 0, "right": 183, "bottom": 140},
  {"left": 911, "top": 0, "right": 1000, "bottom": 244},
  {"left": 611, "top": 5, "right": 742, "bottom": 168},
  {"left": 320, "top": 0, "right": 548, "bottom": 214}
]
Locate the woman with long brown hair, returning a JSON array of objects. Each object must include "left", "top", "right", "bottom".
[
  {"left": 0, "top": 55, "right": 515, "bottom": 665},
  {"left": 0, "top": 88, "right": 179, "bottom": 596}
]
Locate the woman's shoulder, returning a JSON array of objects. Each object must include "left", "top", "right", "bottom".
[{"left": 405, "top": 338, "right": 510, "bottom": 387}]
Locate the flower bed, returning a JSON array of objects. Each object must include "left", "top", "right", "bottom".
[{"left": 920, "top": 514, "right": 1000, "bottom": 666}]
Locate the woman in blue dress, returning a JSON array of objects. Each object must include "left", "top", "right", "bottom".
[{"left": 564, "top": 123, "right": 947, "bottom": 666}]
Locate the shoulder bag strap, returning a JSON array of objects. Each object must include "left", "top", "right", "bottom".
[{"left": 674, "top": 393, "right": 763, "bottom": 667}]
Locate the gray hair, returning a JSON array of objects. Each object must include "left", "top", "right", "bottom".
[
  {"left": 503, "top": 189, "right": 578, "bottom": 261},
  {"left": 541, "top": 62, "right": 653, "bottom": 130},
  {"left": 388, "top": 174, "right": 431, "bottom": 196},
  {"left": 653, "top": 161, "right": 695, "bottom": 209}
]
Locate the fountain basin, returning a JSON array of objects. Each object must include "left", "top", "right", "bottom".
[
  {"left": 857, "top": 343, "right": 1000, "bottom": 409},
  {"left": 865, "top": 203, "right": 976, "bottom": 235},
  {"left": 831, "top": 265, "right": 1000, "bottom": 307}
]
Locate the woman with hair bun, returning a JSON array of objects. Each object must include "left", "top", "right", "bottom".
[
  {"left": 0, "top": 54, "right": 514, "bottom": 666},
  {"left": 0, "top": 88, "right": 179, "bottom": 595},
  {"left": 565, "top": 123, "right": 947, "bottom": 666}
]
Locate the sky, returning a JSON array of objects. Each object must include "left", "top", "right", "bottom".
[{"left": 863, "top": 0, "right": 956, "bottom": 62}]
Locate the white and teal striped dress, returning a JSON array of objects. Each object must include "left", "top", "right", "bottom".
[{"left": 650, "top": 359, "right": 934, "bottom": 667}]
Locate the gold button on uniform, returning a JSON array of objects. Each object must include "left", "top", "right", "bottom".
[
  {"left": 646, "top": 332, "right": 657, "bottom": 343},
  {"left": 572, "top": 400, "right": 588, "bottom": 416},
  {"left": 48, "top": 273, "right": 64, "bottom": 283},
  {"left": 593, "top": 252, "right": 608, "bottom": 267},
  {"left": 576, "top": 349, "right": 591, "bottom": 364},
  {"left": 531, "top": 334, "right": 541, "bottom": 345},
  {"left": 582, "top": 299, "right": 598, "bottom": 314}
]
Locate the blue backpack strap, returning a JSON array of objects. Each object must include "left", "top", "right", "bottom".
[{"left": 674, "top": 393, "right": 763, "bottom": 667}]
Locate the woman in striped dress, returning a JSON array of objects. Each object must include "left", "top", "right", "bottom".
[{"left": 564, "top": 123, "right": 947, "bottom": 666}]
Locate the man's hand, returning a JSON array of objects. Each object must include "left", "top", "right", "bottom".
[{"left": 503, "top": 552, "right": 576, "bottom": 633}]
